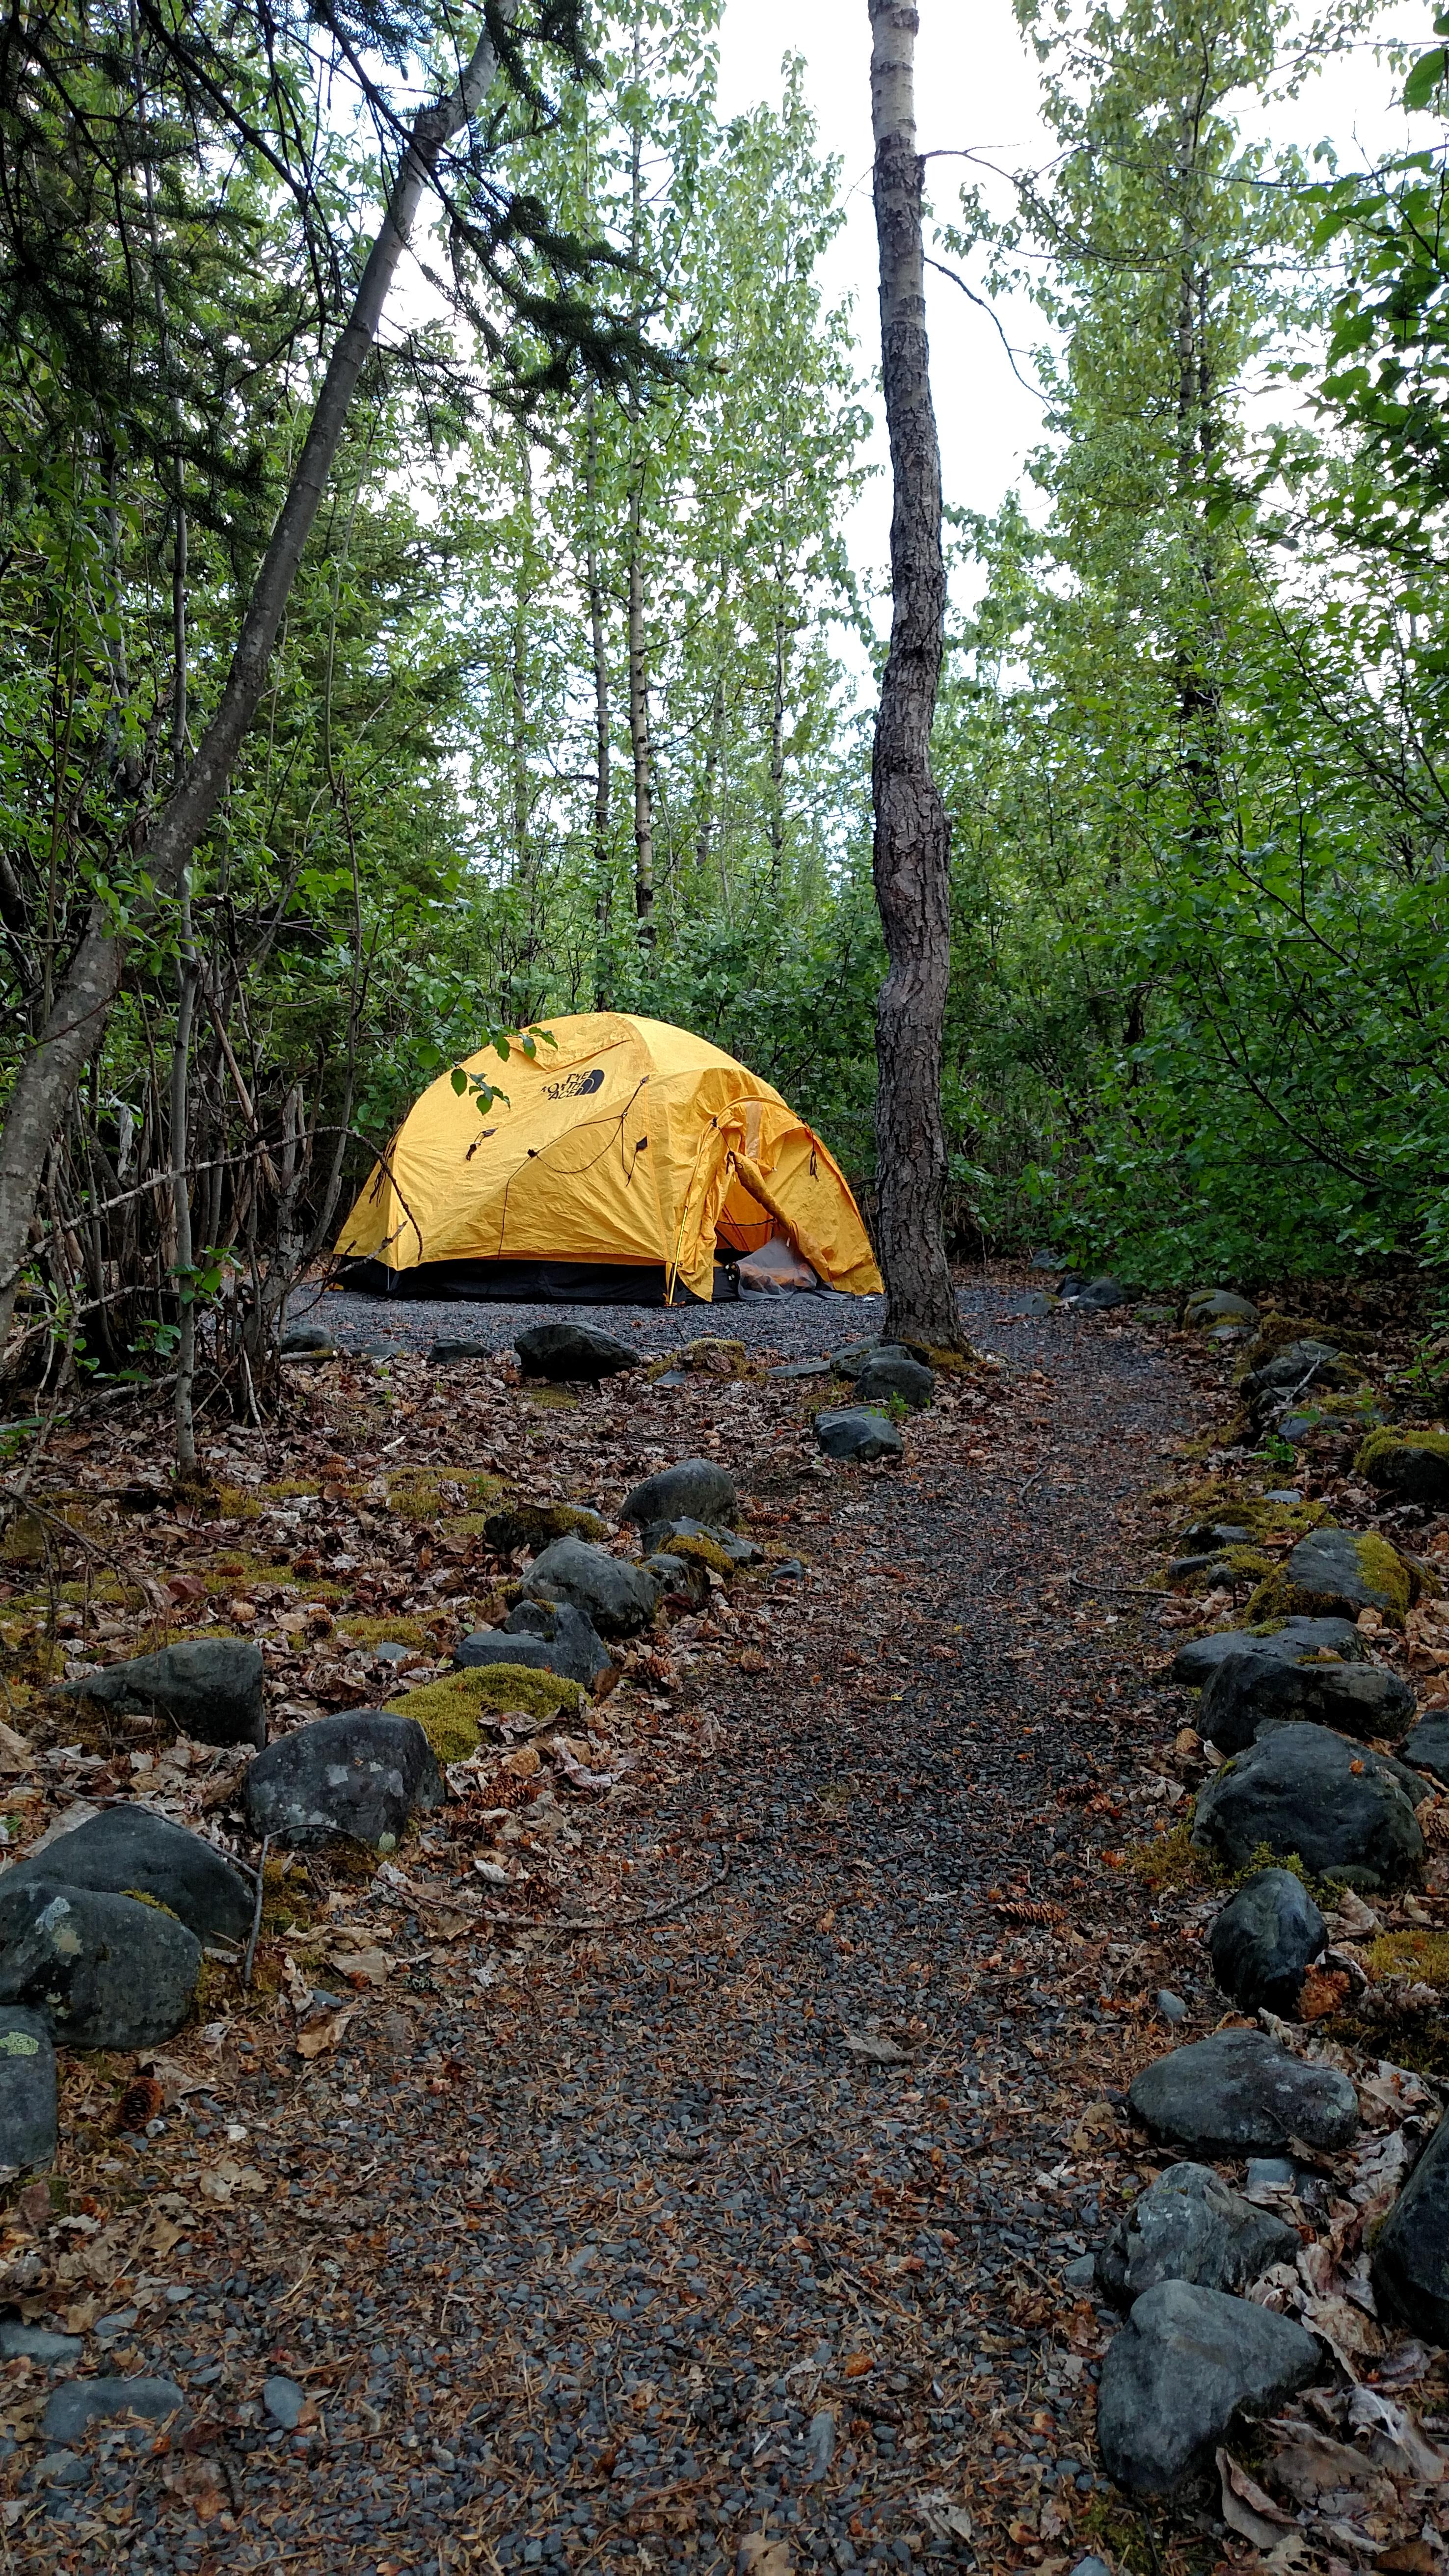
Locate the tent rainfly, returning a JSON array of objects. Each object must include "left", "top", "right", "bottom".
[{"left": 335, "top": 1011, "right": 882, "bottom": 1306}]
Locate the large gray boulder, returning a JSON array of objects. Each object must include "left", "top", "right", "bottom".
[
  {"left": 1207, "top": 1867, "right": 1327, "bottom": 2014},
  {"left": 1191, "top": 1721, "right": 1425, "bottom": 1889},
  {"left": 1278, "top": 1527, "right": 1414, "bottom": 1621},
  {"left": 0, "top": 1880, "right": 200, "bottom": 2049},
  {"left": 514, "top": 1322, "right": 639, "bottom": 1381},
  {"left": 854, "top": 1352, "right": 934, "bottom": 1411},
  {"left": 1168, "top": 1617, "right": 1364, "bottom": 1690},
  {"left": 0, "top": 1808, "right": 253, "bottom": 1946},
  {"left": 456, "top": 1598, "right": 611, "bottom": 1689},
  {"left": 1357, "top": 1430, "right": 1449, "bottom": 1509},
  {"left": 1128, "top": 2028, "right": 1359, "bottom": 2157},
  {"left": 244, "top": 1709, "right": 444, "bottom": 1851},
  {"left": 1370, "top": 2111, "right": 1449, "bottom": 2344},
  {"left": 519, "top": 1535, "right": 660, "bottom": 1640},
  {"left": 620, "top": 1460, "right": 738, "bottom": 1529},
  {"left": 62, "top": 1638, "right": 265, "bottom": 1749},
  {"left": 1067, "top": 1275, "right": 1130, "bottom": 1312},
  {"left": 1096, "top": 2163, "right": 1298, "bottom": 2310},
  {"left": 1097, "top": 2281, "right": 1320, "bottom": 2497},
  {"left": 814, "top": 1406, "right": 903, "bottom": 1463},
  {"left": 0, "top": 2010, "right": 57, "bottom": 2171},
  {"left": 1199, "top": 1646, "right": 1415, "bottom": 1753}
]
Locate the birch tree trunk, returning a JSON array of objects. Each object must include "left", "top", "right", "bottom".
[
  {"left": 0, "top": 11, "right": 510, "bottom": 1357},
  {"left": 868, "top": 0, "right": 960, "bottom": 1350}
]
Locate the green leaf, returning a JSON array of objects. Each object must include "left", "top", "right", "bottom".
[{"left": 1405, "top": 45, "right": 1449, "bottom": 110}]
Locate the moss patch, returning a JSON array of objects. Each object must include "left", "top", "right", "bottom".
[
  {"left": 1367, "top": 1928, "right": 1449, "bottom": 1988},
  {"left": 1357, "top": 1426, "right": 1449, "bottom": 1503},
  {"left": 1243, "top": 1311, "right": 1374, "bottom": 1369},
  {"left": 387, "top": 1661, "right": 584, "bottom": 1763},
  {"left": 524, "top": 1388, "right": 580, "bottom": 1412},
  {"left": 654, "top": 1531, "right": 735, "bottom": 1577},
  {"left": 483, "top": 1503, "right": 607, "bottom": 1553},
  {"left": 339, "top": 1616, "right": 429, "bottom": 1649},
  {"left": 1125, "top": 1819, "right": 1218, "bottom": 1892},
  {"left": 386, "top": 1469, "right": 505, "bottom": 1521}
]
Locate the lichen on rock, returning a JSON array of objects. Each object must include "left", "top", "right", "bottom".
[{"left": 387, "top": 1662, "right": 584, "bottom": 1763}]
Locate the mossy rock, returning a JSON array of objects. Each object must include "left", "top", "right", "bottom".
[
  {"left": 1246, "top": 1527, "right": 1418, "bottom": 1629},
  {"left": 652, "top": 1530, "right": 736, "bottom": 1577},
  {"left": 387, "top": 1469, "right": 504, "bottom": 1520},
  {"left": 678, "top": 1338, "right": 749, "bottom": 1378},
  {"left": 386, "top": 1662, "right": 584, "bottom": 1764},
  {"left": 1357, "top": 1427, "right": 1449, "bottom": 1508},
  {"left": 1243, "top": 1311, "right": 1374, "bottom": 1369},
  {"left": 483, "top": 1502, "right": 607, "bottom": 1554}
]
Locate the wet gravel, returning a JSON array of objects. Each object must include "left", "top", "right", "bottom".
[{"left": 17, "top": 1294, "right": 1202, "bottom": 2573}]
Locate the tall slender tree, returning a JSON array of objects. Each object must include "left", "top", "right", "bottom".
[{"left": 868, "top": 0, "right": 961, "bottom": 1347}]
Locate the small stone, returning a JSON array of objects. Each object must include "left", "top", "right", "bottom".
[
  {"left": 1264, "top": 1489, "right": 1303, "bottom": 1505},
  {"left": 1191, "top": 1720, "right": 1425, "bottom": 1888},
  {"left": 62, "top": 1638, "right": 265, "bottom": 1749},
  {"left": 0, "top": 2323, "right": 81, "bottom": 2366},
  {"left": 1128, "top": 2028, "right": 1359, "bottom": 2156},
  {"left": 243, "top": 1709, "right": 444, "bottom": 1850},
  {"left": 1245, "top": 2157, "right": 1295, "bottom": 2192},
  {"left": 0, "top": 2009, "right": 56, "bottom": 2170},
  {"left": 1403, "top": 1715, "right": 1449, "bottom": 1788},
  {"left": 619, "top": 1460, "right": 738, "bottom": 1529},
  {"left": 1167, "top": 1616, "right": 1364, "bottom": 1690},
  {"left": 40, "top": 2378, "right": 186, "bottom": 2444},
  {"left": 1066, "top": 1275, "right": 1130, "bottom": 1311},
  {"left": 0, "top": 1883, "right": 200, "bottom": 2050},
  {"left": 264, "top": 2374, "right": 306, "bottom": 2430},
  {"left": 1068, "top": 2560, "right": 1114, "bottom": 2576},
  {"left": 456, "top": 1600, "right": 611, "bottom": 1690},
  {"left": 1009, "top": 1290, "right": 1057, "bottom": 1317},
  {"left": 1062, "top": 2254, "right": 1097, "bottom": 2289},
  {"left": 1356, "top": 1428, "right": 1449, "bottom": 1508},
  {"left": 33, "top": 2449, "right": 85, "bottom": 2487},
  {"left": 426, "top": 1340, "right": 491, "bottom": 1364},
  {"left": 1095, "top": 2162, "right": 1298, "bottom": 2308},
  {"left": 1207, "top": 1868, "right": 1327, "bottom": 2014},
  {"left": 1183, "top": 1289, "right": 1259, "bottom": 1327},
  {"left": 767, "top": 1359, "right": 831, "bottom": 1381},
  {"left": 772, "top": 1559, "right": 806, "bottom": 1581},
  {"left": 354, "top": 1640, "right": 412, "bottom": 1666},
  {"left": 1096, "top": 2280, "right": 1318, "bottom": 2496},
  {"left": 1199, "top": 1644, "right": 1416, "bottom": 1753},
  {"left": 814, "top": 1406, "right": 903, "bottom": 1464},
  {"left": 279, "top": 1324, "right": 336, "bottom": 1356},
  {"left": 641, "top": 1553, "right": 711, "bottom": 1609},
  {"left": 1155, "top": 1988, "right": 1187, "bottom": 2024},
  {"left": 639, "top": 1516, "right": 760, "bottom": 1566},
  {"left": 515, "top": 1323, "right": 639, "bottom": 1382},
  {"left": 519, "top": 1536, "right": 660, "bottom": 1640},
  {"left": 0, "top": 1807, "right": 254, "bottom": 1945},
  {"left": 854, "top": 1352, "right": 934, "bottom": 1411},
  {"left": 1370, "top": 2110, "right": 1449, "bottom": 2342}
]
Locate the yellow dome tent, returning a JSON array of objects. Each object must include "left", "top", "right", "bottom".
[{"left": 335, "top": 1011, "right": 881, "bottom": 1306}]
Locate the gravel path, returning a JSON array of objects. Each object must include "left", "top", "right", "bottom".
[
  {"left": 23, "top": 1298, "right": 1203, "bottom": 2575},
  {"left": 292, "top": 1277, "right": 1059, "bottom": 1365}
]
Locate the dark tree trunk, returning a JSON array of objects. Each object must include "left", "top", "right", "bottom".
[
  {"left": 0, "top": 13, "right": 510, "bottom": 1355},
  {"left": 868, "top": 0, "right": 960, "bottom": 1350}
]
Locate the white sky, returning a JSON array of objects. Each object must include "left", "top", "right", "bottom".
[{"left": 712, "top": 0, "right": 1430, "bottom": 611}]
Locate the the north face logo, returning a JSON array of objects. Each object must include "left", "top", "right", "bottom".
[{"left": 542, "top": 1067, "right": 605, "bottom": 1101}]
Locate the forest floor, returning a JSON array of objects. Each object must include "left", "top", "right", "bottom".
[{"left": 0, "top": 1275, "right": 1446, "bottom": 2576}]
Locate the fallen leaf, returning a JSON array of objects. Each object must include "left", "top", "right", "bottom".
[
  {"left": 296, "top": 2006, "right": 356, "bottom": 2059},
  {"left": 737, "top": 2539, "right": 790, "bottom": 2576},
  {"left": 1218, "top": 2448, "right": 1294, "bottom": 2550},
  {"left": 1378, "top": 2546, "right": 1440, "bottom": 2573},
  {"left": 503, "top": 1744, "right": 541, "bottom": 1778},
  {"left": 16, "top": 2182, "right": 50, "bottom": 2231},
  {"left": 841, "top": 2029, "right": 912, "bottom": 2065},
  {"left": 328, "top": 1947, "right": 390, "bottom": 1988},
  {"left": 840, "top": 2352, "right": 873, "bottom": 2380}
]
